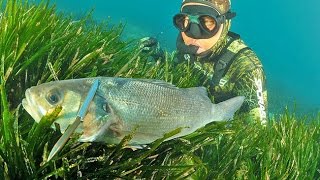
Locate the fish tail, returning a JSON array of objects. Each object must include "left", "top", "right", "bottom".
[{"left": 212, "top": 96, "right": 245, "bottom": 121}]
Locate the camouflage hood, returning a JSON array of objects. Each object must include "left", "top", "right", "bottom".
[{"left": 207, "top": 19, "right": 231, "bottom": 58}]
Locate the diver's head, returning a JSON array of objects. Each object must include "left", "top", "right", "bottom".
[{"left": 174, "top": 0, "right": 235, "bottom": 55}]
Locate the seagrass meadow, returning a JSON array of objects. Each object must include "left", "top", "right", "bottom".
[{"left": 0, "top": 0, "right": 320, "bottom": 179}]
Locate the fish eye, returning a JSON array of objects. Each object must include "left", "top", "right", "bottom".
[
  {"left": 103, "top": 103, "right": 111, "bottom": 113},
  {"left": 46, "top": 89, "right": 62, "bottom": 105}
]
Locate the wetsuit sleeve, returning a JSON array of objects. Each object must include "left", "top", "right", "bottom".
[{"left": 232, "top": 55, "right": 268, "bottom": 124}]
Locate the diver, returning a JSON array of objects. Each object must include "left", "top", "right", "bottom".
[{"left": 140, "top": 0, "right": 268, "bottom": 124}]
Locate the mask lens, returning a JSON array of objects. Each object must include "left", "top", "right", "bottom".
[
  {"left": 199, "top": 15, "right": 217, "bottom": 32},
  {"left": 173, "top": 14, "right": 189, "bottom": 31}
]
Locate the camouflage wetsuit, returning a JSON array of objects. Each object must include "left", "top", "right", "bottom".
[{"left": 175, "top": 31, "right": 268, "bottom": 123}]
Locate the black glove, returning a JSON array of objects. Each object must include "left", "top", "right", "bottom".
[
  {"left": 139, "top": 37, "right": 158, "bottom": 52},
  {"left": 139, "top": 37, "right": 165, "bottom": 61}
]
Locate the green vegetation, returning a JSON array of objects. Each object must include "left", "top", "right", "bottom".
[{"left": 0, "top": 0, "right": 319, "bottom": 179}]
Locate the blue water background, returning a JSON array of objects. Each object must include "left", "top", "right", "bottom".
[{"left": 47, "top": 0, "right": 319, "bottom": 115}]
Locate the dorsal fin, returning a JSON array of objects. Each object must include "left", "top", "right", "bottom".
[
  {"left": 135, "top": 79, "right": 210, "bottom": 100},
  {"left": 134, "top": 78, "right": 179, "bottom": 89},
  {"left": 185, "top": 86, "right": 210, "bottom": 100}
]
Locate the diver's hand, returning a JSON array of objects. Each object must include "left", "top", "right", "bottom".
[
  {"left": 139, "top": 37, "right": 159, "bottom": 53},
  {"left": 139, "top": 37, "right": 165, "bottom": 61}
]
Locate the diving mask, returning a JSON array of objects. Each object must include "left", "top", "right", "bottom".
[{"left": 173, "top": 1, "right": 235, "bottom": 39}]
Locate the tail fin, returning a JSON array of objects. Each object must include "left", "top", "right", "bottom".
[{"left": 213, "top": 96, "right": 245, "bottom": 121}]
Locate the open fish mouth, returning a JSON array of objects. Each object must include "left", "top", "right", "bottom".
[{"left": 22, "top": 88, "right": 44, "bottom": 122}]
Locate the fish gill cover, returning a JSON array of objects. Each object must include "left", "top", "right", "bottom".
[{"left": 0, "top": 0, "right": 320, "bottom": 179}]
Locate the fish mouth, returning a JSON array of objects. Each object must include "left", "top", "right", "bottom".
[{"left": 22, "top": 88, "right": 44, "bottom": 123}]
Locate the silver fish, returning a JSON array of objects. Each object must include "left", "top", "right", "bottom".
[{"left": 22, "top": 77, "right": 244, "bottom": 145}]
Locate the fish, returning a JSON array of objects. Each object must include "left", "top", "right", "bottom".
[{"left": 22, "top": 77, "right": 245, "bottom": 145}]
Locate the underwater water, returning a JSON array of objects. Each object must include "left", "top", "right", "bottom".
[{"left": 49, "top": 0, "right": 319, "bottom": 116}]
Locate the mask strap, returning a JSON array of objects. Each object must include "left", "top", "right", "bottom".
[{"left": 224, "top": 11, "right": 236, "bottom": 20}]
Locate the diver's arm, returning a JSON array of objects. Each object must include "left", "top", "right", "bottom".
[{"left": 235, "top": 65, "right": 268, "bottom": 124}]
